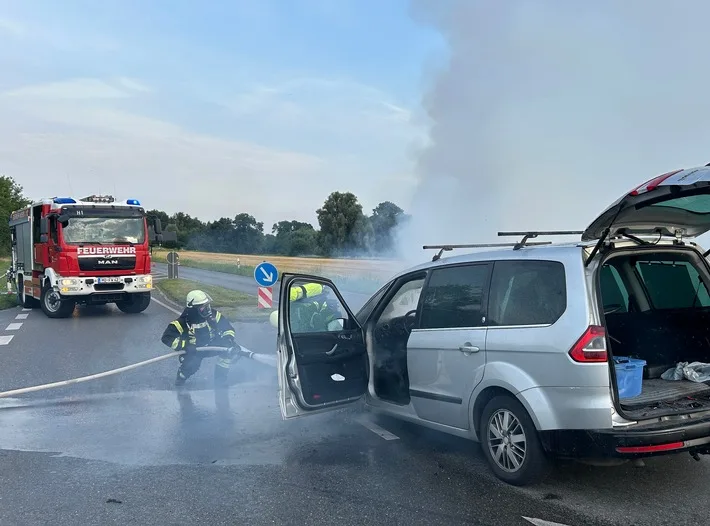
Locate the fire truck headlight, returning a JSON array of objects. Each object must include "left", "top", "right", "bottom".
[
  {"left": 137, "top": 276, "right": 152, "bottom": 283},
  {"left": 61, "top": 279, "right": 79, "bottom": 286}
]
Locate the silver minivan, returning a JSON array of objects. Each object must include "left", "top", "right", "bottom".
[{"left": 273, "top": 164, "right": 710, "bottom": 486}]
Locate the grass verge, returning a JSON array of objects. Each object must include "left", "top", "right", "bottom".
[
  {"left": 152, "top": 249, "right": 386, "bottom": 295},
  {"left": 155, "top": 278, "right": 271, "bottom": 322},
  {"left": 0, "top": 257, "right": 17, "bottom": 310}
]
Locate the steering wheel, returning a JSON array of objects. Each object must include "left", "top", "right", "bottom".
[{"left": 403, "top": 310, "right": 418, "bottom": 332}]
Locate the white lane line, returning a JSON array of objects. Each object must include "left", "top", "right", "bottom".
[
  {"left": 357, "top": 417, "right": 399, "bottom": 440},
  {"left": 151, "top": 296, "right": 181, "bottom": 316},
  {"left": 522, "top": 517, "right": 572, "bottom": 526},
  {"left": 0, "top": 335, "right": 14, "bottom": 345},
  {"left": 6, "top": 322, "right": 22, "bottom": 330},
  {"left": 15, "top": 313, "right": 28, "bottom": 320},
  {"left": 21, "top": 308, "right": 31, "bottom": 312}
]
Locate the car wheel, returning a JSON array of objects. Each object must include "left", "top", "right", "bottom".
[{"left": 479, "top": 395, "right": 550, "bottom": 486}]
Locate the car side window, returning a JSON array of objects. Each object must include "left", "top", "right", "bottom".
[
  {"left": 287, "top": 280, "right": 348, "bottom": 334},
  {"left": 636, "top": 260, "right": 710, "bottom": 309},
  {"left": 419, "top": 264, "right": 490, "bottom": 329},
  {"left": 487, "top": 260, "right": 566, "bottom": 326},
  {"left": 377, "top": 276, "right": 426, "bottom": 324}
]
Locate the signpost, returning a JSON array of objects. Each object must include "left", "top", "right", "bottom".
[
  {"left": 167, "top": 251, "right": 179, "bottom": 279},
  {"left": 254, "top": 261, "right": 278, "bottom": 309}
]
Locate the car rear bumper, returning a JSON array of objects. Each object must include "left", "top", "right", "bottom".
[{"left": 540, "top": 417, "right": 710, "bottom": 459}]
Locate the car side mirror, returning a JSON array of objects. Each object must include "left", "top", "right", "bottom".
[
  {"left": 39, "top": 217, "right": 48, "bottom": 235},
  {"left": 154, "top": 218, "right": 163, "bottom": 234}
]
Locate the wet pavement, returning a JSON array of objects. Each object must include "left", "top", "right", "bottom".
[{"left": 0, "top": 298, "right": 709, "bottom": 525}]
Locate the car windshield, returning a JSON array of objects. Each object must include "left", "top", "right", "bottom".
[{"left": 61, "top": 216, "right": 146, "bottom": 244}]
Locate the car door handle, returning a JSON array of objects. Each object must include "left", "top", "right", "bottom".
[
  {"left": 459, "top": 343, "right": 480, "bottom": 354},
  {"left": 326, "top": 344, "right": 338, "bottom": 356}
]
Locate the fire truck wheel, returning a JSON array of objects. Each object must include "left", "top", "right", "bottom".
[
  {"left": 40, "top": 284, "right": 76, "bottom": 318},
  {"left": 116, "top": 292, "right": 151, "bottom": 314}
]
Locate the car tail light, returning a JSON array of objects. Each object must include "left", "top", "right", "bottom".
[
  {"left": 569, "top": 325, "right": 608, "bottom": 363},
  {"left": 629, "top": 169, "right": 683, "bottom": 195},
  {"left": 616, "top": 442, "right": 684, "bottom": 454}
]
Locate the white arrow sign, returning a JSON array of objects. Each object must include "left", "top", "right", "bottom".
[
  {"left": 522, "top": 517, "right": 572, "bottom": 526},
  {"left": 260, "top": 267, "right": 274, "bottom": 283}
]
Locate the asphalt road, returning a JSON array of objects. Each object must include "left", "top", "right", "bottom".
[
  {"left": 152, "top": 262, "right": 374, "bottom": 312},
  {"left": 1, "top": 297, "right": 709, "bottom": 525}
]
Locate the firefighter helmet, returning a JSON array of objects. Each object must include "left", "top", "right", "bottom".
[
  {"left": 186, "top": 289, "right": 212, "bottom": 318},
  {"left": 269, "top": 310, "right": 279, "bottom": 328}
]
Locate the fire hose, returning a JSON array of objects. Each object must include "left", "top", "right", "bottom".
[{"left": 0, "top": 345, "right": 276, "bottom": 399}]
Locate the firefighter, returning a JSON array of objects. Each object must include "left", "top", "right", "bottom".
[
  {"left": 161, "top": 289, "right": 239, "bottom": 387},
  {"left": 269, "top": 282, "right": 345, "bottom": 332}
]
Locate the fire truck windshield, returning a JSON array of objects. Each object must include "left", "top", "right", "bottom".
[{"left": 61, "top": 217, "right": 146, "bottom": 245}]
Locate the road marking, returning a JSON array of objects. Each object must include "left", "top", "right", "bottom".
[
  {"left": 151, "top": 296, "right": 181, "bottom": 316},
  {"left": 0, "top": 335, "right": 14, "bottom": 345},
  {"left": 6, "top": 323, "right": 22, "bottom": 330},
  {"left": 15, "top": 313, "right": 28, "bottom": 320},
  {"left": 21, "top": 308, "right": 31, "bottom": 312},
  {"left": 522, "top": 517, "right": 572, "bottom": 526},
  {"left": 357, "top": 417, "right": 399, "bottom": 440}
]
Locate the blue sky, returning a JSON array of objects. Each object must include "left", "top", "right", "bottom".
[{"left": 0, "top": 0, "right": 446, "bottom": 228}]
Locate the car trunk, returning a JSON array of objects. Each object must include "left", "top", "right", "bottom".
[{"left": 598, "top": 246, "right": 710, "bottom": 420}]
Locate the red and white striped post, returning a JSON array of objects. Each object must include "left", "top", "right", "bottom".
[{"left": 257, "top": 286, "right": 273, "bottom": 309}]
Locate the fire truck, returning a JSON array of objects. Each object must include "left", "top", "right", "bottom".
[{"left": 7, "top": 195, "right": 163, "bottom": 318}]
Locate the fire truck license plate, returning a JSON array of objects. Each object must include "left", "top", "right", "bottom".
[{"left": 97, "top": 277, "right": 121, "bottom": 283}]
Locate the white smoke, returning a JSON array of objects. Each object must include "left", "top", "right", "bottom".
[{"left": 397, "top": 0, "right": 710, "bottom": 264}]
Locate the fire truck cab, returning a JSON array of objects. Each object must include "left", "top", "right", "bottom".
[{"left": 8, "top": 195, "right": 161, "bottom": 318}]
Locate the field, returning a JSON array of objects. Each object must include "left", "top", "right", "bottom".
[
  {"left": 151, "top": 248, "right": 404, "bottom": 293},
  {"left": 155, "top": 278, "right": 271, "bottom": 322}
]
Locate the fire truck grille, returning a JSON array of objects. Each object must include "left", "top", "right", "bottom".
[
  {"left": 79, "top": 256, "right": 136, "bottom": 271},
  {"left": 94, "top": 283, "right": 125, "bottom": 291}
]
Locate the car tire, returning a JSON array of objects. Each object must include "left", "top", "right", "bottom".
[
  {"left": 115, "top": 292, "right": 151, "bottom": 314},
  {"left": 479, "top": 395, "right": 550, "bottom": 486}
]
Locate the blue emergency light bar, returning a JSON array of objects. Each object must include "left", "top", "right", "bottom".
[
  {"left": 126, "top": 199, "right": 141, "bottom": 206},
  {"left": 53, "top": 197, "right": 77, "bottom": 204}
]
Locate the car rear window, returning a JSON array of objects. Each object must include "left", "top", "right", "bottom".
[{"left": 487, "top": 260, "right": 567, "bottom": 326}]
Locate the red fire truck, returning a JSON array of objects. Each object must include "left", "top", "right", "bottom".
[{"left": 7, "top": 194, "right": 163, "bottom": 318}]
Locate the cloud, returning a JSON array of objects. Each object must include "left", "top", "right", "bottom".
[
  {"left": 0, "top": 17, "right": 24, "bottom": 37},
  {"left": 0, "top": 75, "right": 426, "bottom": 229}
]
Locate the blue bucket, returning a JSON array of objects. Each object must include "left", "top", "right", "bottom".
[{"left": 614, "top": 356, "right": 647, "bottom": 399}]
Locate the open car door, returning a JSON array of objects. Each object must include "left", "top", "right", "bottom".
[
  {"left": 276, "top": 273, "right": 369, "bottom": 419},
  {"left": 583, "top": 165, "right": 710, "bottom": 241}
]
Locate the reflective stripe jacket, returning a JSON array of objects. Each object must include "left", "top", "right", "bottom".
[{"left": 161, "top": 308, "right": 236, "bottom": 351}]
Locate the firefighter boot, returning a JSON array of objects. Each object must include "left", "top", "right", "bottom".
[
  {"left": 175, "top": 369, "right": 187, "bottom": 386},
  {"left": 214, "top": 364, "right": 229, "bottom": 388}
]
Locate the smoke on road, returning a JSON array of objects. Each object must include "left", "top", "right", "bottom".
[{"left": 395, "top": 0, "right": 710, "bottom": 264}]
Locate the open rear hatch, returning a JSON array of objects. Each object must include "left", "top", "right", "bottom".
[{"left": 585, "top": 165, "right": 710, "bottom": 421}]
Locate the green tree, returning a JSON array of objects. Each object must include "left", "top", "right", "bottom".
[
  {"left": 272, "top": 220, "right": 316, "bottom": 255},
  {"left": 0, "top": 176, "right": 31, "bottom": 256},
  {"left": 233, "top": 213, "right": 264, "bottom": 254},
  {"left": 316, "top": 191, "right": 367, "bottom": 256},
  {"left": 370, "top": 201, "right": 405, "bottom": 254}
]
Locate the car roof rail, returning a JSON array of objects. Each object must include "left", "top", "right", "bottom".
[
  {"left": 497, "top": 230, "right": 584, "bottom": 251},
  {"left": 423, "top": 242, "right": 552, "bottom": 262}
]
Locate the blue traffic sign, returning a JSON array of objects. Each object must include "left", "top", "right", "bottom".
[{"left": 254, "top": 261, "right": 278, "bottom": 287}]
